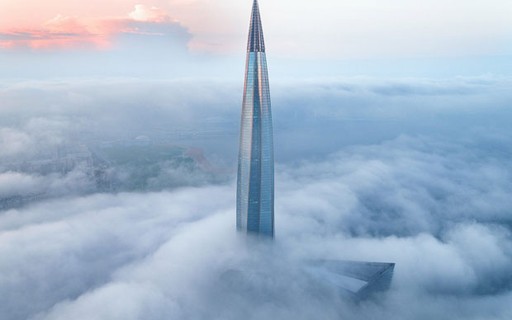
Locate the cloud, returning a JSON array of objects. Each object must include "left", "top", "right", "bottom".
[
  {"left": 0, "top": 79, "right": 239, "bottom": 157},
  {"left": 0, "top": 186, "right": 235, "bottom": 320},
  {"left": 0, "top": 5, "right": 188, "bottom": 50},
  {"left": 0, "top": 128, "right": 33, "bottom": 157},
  {"left": 129, "top": 5, "right": 172, "bottom": 23},
  {"left": 1, "top": 76, "right": 511, "bottom": 319},
  {"left": 2, "top": 0, "right": 511, "bottom": 59},
  {"left": 2, "top": 133, "right": 512, "bottom": 320},
  {"left": 0, "top": 171, "right": 44, "bottom": 197},
  {"left": 0, "top": 18, "right": 106, "bottom": 50}
]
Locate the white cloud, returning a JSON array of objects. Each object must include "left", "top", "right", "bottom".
[
  {"left": 0, "top": 171, "right": 44, "bottom": 197},
  {"left": 0, "top": 128, "right": 33, "bottom": 157},
  {"left": 129, "top": 5, "right": 172, "bottom": 23},
  {"left": 1, "top": 133, "right": 512, "bottom": 319},
  {"left": 1, "top": 76, "right": 512, "bottom": 319}
]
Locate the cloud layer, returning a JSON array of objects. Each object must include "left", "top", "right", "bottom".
[
  {"left": 1, "top": 76, "right": 512, "bottom": 319},
  {"left": 2, "top": 135, "right": 512, "bottom": 320}
]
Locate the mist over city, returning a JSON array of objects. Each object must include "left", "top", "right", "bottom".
[{"left": 1, "top": 1, "right": 512, "bottom": 319}]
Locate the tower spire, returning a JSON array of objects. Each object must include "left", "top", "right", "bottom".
[
  {"left": 237, "top": 0, "right": 274, "bottom": 238},
  {"left": 248, "top": 0, "right": 266, "bottom": 52}
]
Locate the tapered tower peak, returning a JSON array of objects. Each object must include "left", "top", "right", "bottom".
[
  {"left": 248, "top": 0, "right": 265, "bottom": 52},
  {"left": 237, "top": 0, "right": 274, "bottom": 237}
]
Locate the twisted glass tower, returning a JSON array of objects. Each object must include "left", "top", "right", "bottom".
[{"left": 237, "top": 0, "right": 274, "bottom": 237}]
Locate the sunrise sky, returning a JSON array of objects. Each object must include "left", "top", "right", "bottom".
[
  {"left": 2, "top": 2, "right": 512, "bottom": 320},
  {"left": 1, "top": 0, "right": 511, "bottom": 78}
]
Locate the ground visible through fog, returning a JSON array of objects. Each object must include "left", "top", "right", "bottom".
[{"left": 1, "top": 77, "right": 511, "bottom": 320}]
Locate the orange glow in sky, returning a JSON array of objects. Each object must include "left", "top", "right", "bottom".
[
  {"left": 0, "top": 0, "right": 246, "bottom": 53},
  {"left": 0, "top": 2, "right": 179, "bottom": 50},
  {"left": 1, "top": 0, "right": 510, "bottom": 57}
]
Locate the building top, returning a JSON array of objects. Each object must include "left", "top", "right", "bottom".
[{"left": 247, "top": 0, "right": 266, "bottom": 52}]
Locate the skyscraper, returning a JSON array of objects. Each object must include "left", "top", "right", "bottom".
[{"left": 237, "top": 0, "right": 274, "bottom": 237}]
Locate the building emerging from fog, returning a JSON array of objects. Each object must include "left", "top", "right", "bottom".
[
  {"left": 231, "top": 1, "right": 395, "bottom": 299},
  {"left": 237, "top": 0, "right": 274, "bottom": 237}
]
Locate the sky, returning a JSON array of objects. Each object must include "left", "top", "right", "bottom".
[
  {"left": 1, "top": 1, "right": 512, "bottom": 320},
  {"left": 0, "top": 0, "right": 511, "bottom": 78}
]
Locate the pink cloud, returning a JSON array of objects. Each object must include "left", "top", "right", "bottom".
[
  {"left": 0, "top": 5, "right": 181, "bottom": 50},
  {"left": 43, "top": 15, "right": 90, "bottom": 34},
  {"left": 129, "top": 5, "right": 172, "bottom": 23},
  {"left": 0, "top": 29, "right": 105, "bottom": 50}
]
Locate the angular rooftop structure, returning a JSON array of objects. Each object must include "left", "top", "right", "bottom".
[
  {"left": 219, "top": 259, "right": 395, "bottom": 302},
  {"left": 304, "top": 260, "right": 395, "bottom": 300}
]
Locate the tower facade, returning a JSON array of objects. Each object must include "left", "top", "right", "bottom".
[{"left": 237, "top": 0, "right": 274, "bottom": 237}]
